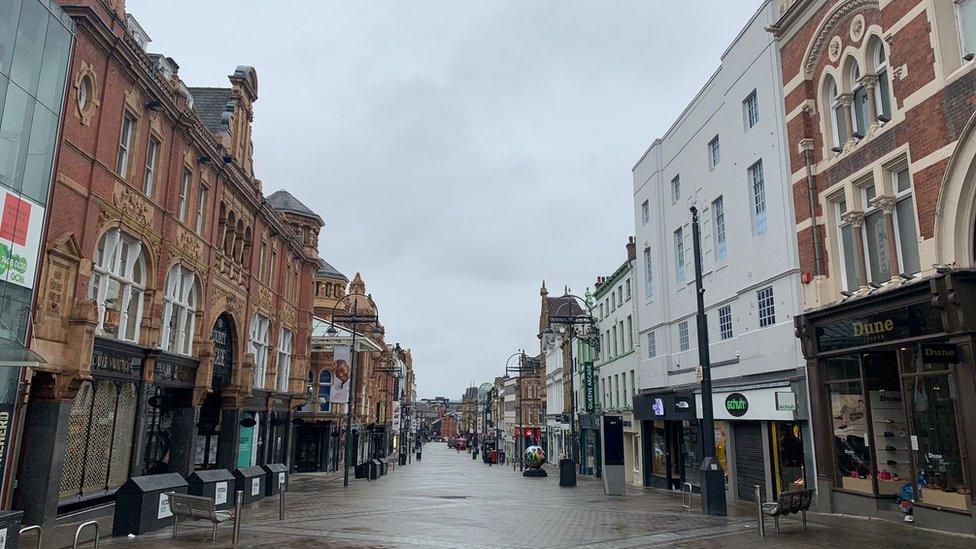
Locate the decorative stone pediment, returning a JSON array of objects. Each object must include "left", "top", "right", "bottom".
[
  {"left": 112, "top": 181, "right": 153, "bottom": 227},
  {"left": 803, "top": 0, "right": 879, "bottom": 78}
]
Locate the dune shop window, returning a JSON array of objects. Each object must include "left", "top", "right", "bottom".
[
  {"left": 902, "top": 346, "right": 971, "bottom": 510},
  {"left": 825, "top": 355, "right": 873, "bottom": 494}
]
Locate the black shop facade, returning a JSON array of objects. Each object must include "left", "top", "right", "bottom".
[{"left": 795, "top": 270, "right": 976, "bottom": 535}]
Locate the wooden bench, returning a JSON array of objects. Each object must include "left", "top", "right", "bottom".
[
  {"left": 760, "top": 488, "right": 815, "bottom": 533},
  {"left": 167, "top": 492, "right": 236, "bottom": 542}
]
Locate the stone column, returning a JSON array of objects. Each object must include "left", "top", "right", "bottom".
[
  {"left": 842, "top": 211, "right": 869, "bottom": 289},
  {"left": 838, "top": 92, "right": 855, "bottom": 145},
  {"left": 871, "top": 195, "right": 901, "bottom": 280},
  {"left": 861, "top": 74, "right": 879, "bottom": 124}
]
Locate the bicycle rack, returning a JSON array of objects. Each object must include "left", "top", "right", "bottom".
[
  {"left": 72, "top": 520, "right": 99, "bottom": 548},
  {"left": 19, "top": 525, "right": 42, "bottom": 549},
  {"left": 681, "top": 482, "right": 693, "bottom": 511}
]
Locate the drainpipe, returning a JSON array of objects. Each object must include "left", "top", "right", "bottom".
[{"left": 801, "top": 138, "right": 823, "bottom": 277}]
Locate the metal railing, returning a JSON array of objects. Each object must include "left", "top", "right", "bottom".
[
  {"left": 19, "top": 525, "right": 42, "bottom": 548},
  {"left": 73, "top": 520, "right": 99, "bottom": 548}
]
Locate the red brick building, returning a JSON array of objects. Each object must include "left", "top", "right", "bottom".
[
  {"left": 771, "top": 0, "right": 976, "bottom": 533},
  {"left": 15, "top": 0, "right": 321, "bottom": 527}
]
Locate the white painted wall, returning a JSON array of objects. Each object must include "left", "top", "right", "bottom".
[{"left": 631, "top": 0, "right": 803, "bottom": 390}]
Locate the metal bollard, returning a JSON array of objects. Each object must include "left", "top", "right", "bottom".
[
  {"left": 72, "top": 520, "right": 99, "bottom": 549},
  {"left": 278, "top": 486, "right": 285, "bottom": 521},
  {"left": 233, "top": 490, "right": 243, "bottom": 544},
  {"left": 755, "top": 485, "right": 765, "bottom": 538},
  {"left": 20, "top": 524, "right": 42, "bottom": 549}
]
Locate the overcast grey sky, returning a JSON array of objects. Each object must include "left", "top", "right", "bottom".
[{"left": 128, "top": 0, "right": 761, "bottom": 399}]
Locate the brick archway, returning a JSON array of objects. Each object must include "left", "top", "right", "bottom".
[{"left": 934, "top": 111, "right": 976, "bottom": 267}]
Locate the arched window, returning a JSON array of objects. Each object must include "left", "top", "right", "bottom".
[
  {"left": 318, "top": 370, "right": 332, "bottom": 412},
  {"left": 850, "top": 61, "right": 869, "bottom": 136},
  {"left": 160, "top": 264, "right": 198, "bottom": 355},
  {"left": 223, "top": 211, "right": 236, "bottom": 256},
  {"left": 89, "top": 228, "right": 146, "bottom": 342},
  {"left": 872, "top": 39, "right": 892, "bottom": 119},
  {"left": 826, "top": 76, "right": 847, "bottom": 148},
  {"left": 249, "top": 314, "right": 271, "bottom": 388}
]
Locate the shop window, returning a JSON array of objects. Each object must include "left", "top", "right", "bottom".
[
  {"left": 160, "top": 264, "right": 198, "bottom": 356},
  {"left": 828, "top": 378, "right": 872, "bottom": 494},
  {"left": 864, "top": 353, "right": 909, "bottom": 496},
  {"left": 89, "top": 229, "right": 146, "bottom": 342},
  {"left": 144, "top": 387, "right": 173, "bottom": 475},
  {"left": 904, "top": 349, "right": 970, "bottom": 510},
  {"left": 318, "top": 369, "right": 332, "bottom": 412},
  {"left": 714, "top": 420, "right": 730, "bottom": 485},
  {"left": 276, "top": 328, "right": 293, "bottom": 392},
  {"left": 249, "top": 314, "right": 271, "bottom": 389},
  {"left": 770, "top": 421, "right": 807, "bottom": 496},
  {"left": 682, "top": 420, "right": 701, "bottom": 487},
  {"left": 651, "top": 420, "right": 667, "bottom": 476},
  {"left": 58, "top": 380, "right": 137, "bottom": 499}
]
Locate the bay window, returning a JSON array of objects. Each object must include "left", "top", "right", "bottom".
[
  {"left": 160, "top": 265, "right": 198, "bottom": 356},
  {"left": 89, "top": 228, "right": 146, "bottom": 342},
  {"left": 249, "top": 314, "right": 271, "bottom": 389}
]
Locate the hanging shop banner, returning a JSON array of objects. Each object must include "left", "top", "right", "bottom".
[
  {"left": 582, "top": 361, "right": 595, "bottom": 413},
  {"left": 330, "top": 345, "right": 351, "bottom": 404},
  {"left": 0, "top": 189, "right": 44, "bottom": 290},
  {"left": 392, "top": 402, "right": 402, "bottom": 430}
]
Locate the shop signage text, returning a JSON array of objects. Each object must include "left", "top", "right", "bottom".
[
  {"left": 582, "top": 361, "right": 595, "bottom": 413},
  {"left": 724, "top": 393, "right": 749, "bottom": 417},
  {"left": 919, "top": 343, "right": 959, "bottom": 364},
  {"left": 154, "top": 360, "right": 197, "bottom": 385},
  {"left": 775, "top": 392, "right": 796, "bottom": 412},
  {"left": 816, "top": 302, "right": 941, "bottom": 352},
  {"left": 652, "top": 398, "right": 665, "bottom": 416},
  {"left": 92, "top": 348, "right": 139, "bottom": 375}
]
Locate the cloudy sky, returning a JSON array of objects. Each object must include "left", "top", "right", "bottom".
[{"left": 128, "top": 0, "right": 761, "bottom": 399}]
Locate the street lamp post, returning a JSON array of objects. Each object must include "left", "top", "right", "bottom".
[
  {"left": 503, "top": 351, "right": 524, "bottom": 471},
  {"left": 324, "top": 297, "right": 384, "bottom": 488},
  {"left": 544, "top": 294, "right": 597, "bottom": 487},
  {"left": 690, "top": 206, "right": 727, "bottom": 516}
]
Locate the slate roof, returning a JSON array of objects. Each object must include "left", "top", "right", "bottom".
[
  {"left": 266, "top": 190, "right": 324, "bottom": 226},
  {"left": 317, "top": 258, "right": 348, "bottom": 281},
  {"left": 186, "top": 87, "right": 232, "bottom": 133}
]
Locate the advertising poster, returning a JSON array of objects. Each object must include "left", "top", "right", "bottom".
[
  {"left": 392, "top": 401, "right": 401, "bottom": 430},
  {"left": 0, "top": 189, "right": 44, "bottom": 291},
  {"left": 330, "top": 345, "right": 352, "bottom": 404}
]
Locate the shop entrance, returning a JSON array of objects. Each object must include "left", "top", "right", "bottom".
[
  {"left": 734, "top": 422, "right": 765, "bottom": 501},
  {"left": 197, "top": 314, "right": 235, "bottom": 470}
]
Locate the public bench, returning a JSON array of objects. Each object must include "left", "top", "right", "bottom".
[
  {"left": 167, "top": 492, "right": 236, "bottom": 542},
  {"left": 760, "top": 488, "right": 815, "bottom": 533}
]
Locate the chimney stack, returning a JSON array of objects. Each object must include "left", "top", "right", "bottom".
[{"left": 626, "top": 236, "right": 637, "bottom": 261}]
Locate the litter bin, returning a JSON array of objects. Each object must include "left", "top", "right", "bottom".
[
  {"left": 263, "top": 463, "right": 288, "bottom": 497},
  {"left": 399, "top": 453, "right": 407, "bottom": 466},
  {"left": 355, "top": 462, "right": 369, "bottom": 479},
  {"left": 559, "top": 458, "right": 577, "bottom": 487},
  {"left": 378, "top": 459, "right": 388, "bottom": 476},
  {"left": 368, "top": 459, "right": 380, "bottom": 479},
  {"left": 112, "top": 473, "right": 188, "bottom": 536},
  {"left": 187, "top": 469, "right": 235, "bottom": 511},
  {"left": 0, "top": 510, "right": 23, "bottom": 548},
  {"left": 233, "top": 466, "right": 266, "bottom": 504}
]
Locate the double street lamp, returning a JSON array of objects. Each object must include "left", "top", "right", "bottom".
[
  {"left": 542, "top": 294, "right": 597, "bottom": 487},
  {"left": 324, "top": 295, "right": 384, "bottom": 488}
]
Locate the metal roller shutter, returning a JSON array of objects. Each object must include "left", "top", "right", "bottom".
[{"left": 733, "top": 422, "right": 766, "bottom": 502}]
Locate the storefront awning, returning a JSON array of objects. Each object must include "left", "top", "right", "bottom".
[
  {"left": 310, "top": 317, "right": 383, "bottom": 352},
  {"left": 0, "top": 337, "right": 47, "bottom": 368}
]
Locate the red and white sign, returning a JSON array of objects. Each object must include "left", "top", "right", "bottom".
[{"left": 0, "top": 189, "right": 44, "bottom": 290}]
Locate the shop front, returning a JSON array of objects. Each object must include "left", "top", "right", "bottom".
[
  {"left": 697, "top": 381, "right": 810, "bottom": 502},
  {"left": 578, "top": 414, "right": 600, "bottom": 477},
  {"left": 796, "top": 272, "right": 976, "bottom": 533},
  {"left": 634, "top": 391, "right": 697, "bottom": 491},
  {"left": 144, "top": 352, "right": 199, "bottom": 476}
]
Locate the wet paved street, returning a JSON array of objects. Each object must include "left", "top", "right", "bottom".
[{"left": 106, "top": 443, "right": 973, "bottom": 548}]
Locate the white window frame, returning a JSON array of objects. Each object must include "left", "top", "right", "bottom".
[
  {"left": 749, "top": 160, "right": 767, "bottom": 234},
  {"left": 828, "top": 77, "right": 846, "bottom": 148},
  {"left": 718, "top": 304, "right": 732, "bottom": 340},
  {"left": 708, "top": 135, "right": 720, "bottom": 169},
  {"left": 117, "top": 113, "right": 135, "bottom": 177},
  {"left": 144, "top": 136, "right": 159, "bottom": 196},
  {"left": 674, "top": 228, "right": 685, "bottom": 283},
  {"left": 850, "top": 62, "right": 869, "bottom": 136},
  {"left": 249, "top": 314, "right": 271, "bottom": 389},
  {"left": 744, "top": 90, "right": 759, "bottom": 129},
  {"left": 646, "top": 331, "right": 656, "bottom": 358},
  {"left": 678, "top": 321, "right": 690, "bottom": 351},
  {"left": 641, "top": 199, "right": 649, "bottom": 225},
  {"left": 160, "top": 264, "right": 198, "bottom": 356},
  {"left": 957, "top": 0, "right": 976, "bottom": 59},
  {"left": 195, "top": 185, "right": 208, "bottom": 235},
  {"left": 178, "top": 169, "right": 190, "bottom": 222},
  {"left": 873, "top": 40, "right": 891, "bottom": 119},
  {"left": 671, "top": 175, "right": 680, "bottom": 204},
  {"left": 757, "top": 286, "right": 776, "bottom": 328},
  {"left": 712, "top": 195, "right": 727, "bottom": 261},
  {"left": 643, "top": 246, "right": 653, "bottom": 299},
  {"left": 89, "top": 228, "right": 145, "bottom": 342},
  {"left": 276, "top": 328, "right": 293, "bottom": 392}
]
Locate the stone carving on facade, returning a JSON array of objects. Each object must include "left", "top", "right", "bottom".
[
  {"left": 35, "top": 234, "right": 83, "bottom": 343},
  {"left": 73, "top": 62, "right": 100, "bottom": 126},
  {"left": 112, "top": 182, "right": 154, "bottom": 227},
  {"left": 175, "top": 225, "right": 204, "bottom": 263},
  {"left": 828, "top": 36, "right": 843, "bottom": 62},
  {"left": 849, "top": 14, "right": 865, "bottom": 43},
  {"left": 803, "top": 0, "right": 879, "bottom": 78}
]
